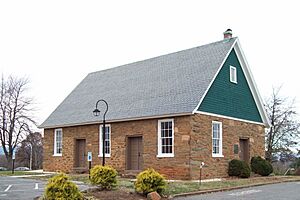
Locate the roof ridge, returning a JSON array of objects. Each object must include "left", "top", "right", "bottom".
[{"left": 89, "top": 37, "right": 238, "bottom": 75}]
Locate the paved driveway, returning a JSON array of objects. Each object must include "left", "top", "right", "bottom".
[
  {"left": 175, "top": 181, "right": 300, "bottom": 200},
  {"left": 0, "top": 176, "right": 90, "bottom": 200},
  {"left": 0, "top": 176, "right": 45, "bottom": 200}
]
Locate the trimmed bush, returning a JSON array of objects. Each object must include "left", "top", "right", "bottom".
[
  {"left": 228, "top": 159, "right": 243, "bottom": 176},
  {"left": 135, "top": 168, "right": 167, "bottom": 195},
  {"left": 90, "top": 165, "right": 118, "bottom": 190},
  {"left": 251, "top": 156, "right": 264, "bottom": 173},
  {"left": 240, "top": 161, "right": 251, "bottom": 178},
  {"left": 228, "top": 159, "right": 251, "bottom": 178},
  {"left": 251, "top": 156, "right": 273, "bottom": 176},
  {"left": 44, "top": 173, "right": 83, "bottom": 200}
]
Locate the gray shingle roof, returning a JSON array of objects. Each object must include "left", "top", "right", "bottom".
[{"left": 40, "top": 38, "right": 237, "bottom": 128}]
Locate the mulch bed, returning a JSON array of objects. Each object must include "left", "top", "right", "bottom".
[{"left": 85, "top": 190, "right": 147, "bottom": 200}]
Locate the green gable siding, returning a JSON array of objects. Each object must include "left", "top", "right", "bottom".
[{"left": 198, "top": 49, "right": 263, "bottom": 123}]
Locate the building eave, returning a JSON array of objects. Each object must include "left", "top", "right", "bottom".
[{"left": 39, "top": 112, "right": 193, "bottom": 129}]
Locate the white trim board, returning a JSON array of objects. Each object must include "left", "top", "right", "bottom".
[
  {"left": 195, "top": 111, "right": 265, "bottom": 126},
  {"left": 234, "top": 39, "right": 270, "bottom": 127}
]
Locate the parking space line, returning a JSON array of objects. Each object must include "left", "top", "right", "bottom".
[
  {"left": 35, "top": 183, "right": 38, "bottom": 190},
  {"left": 229, "top": 189, "right": 261, "bottom": 196},
  {"left": 4, "top": 185, "right": 12, "bottom": 192}
]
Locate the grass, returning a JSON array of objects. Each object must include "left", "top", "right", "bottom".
[
  {"left": 67, "top": 174, "right": 135, "bottom": 192},
  {"left": 68, "top": 174, "right": 90, "bottom": 184},
  {"left": 0, "top": 170, "right": 45, "bottom": 176},
  {"left": 117, "top": 178, "right": 135, "bottom": 192},
  {"left": 65, "top": 174, "right": 300, "bottom": 196},
  {"left": 164, "top": 176, "right": 300, "bottom": 196},
  {"left": 10, "top": 171, "right": 300, "bottom": 197}
]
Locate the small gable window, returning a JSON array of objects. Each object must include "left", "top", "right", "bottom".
[
  {"left": 230, "top": 66, "right": 237, "bottom": 84},
  {"left": 157, "top": 119, "right": 174, "bottom": 157}
]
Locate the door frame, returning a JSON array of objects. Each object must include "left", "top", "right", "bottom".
[
  {"left": 74, "top": 138, "right": 86, "bottom": 168},
  {"left": 239, "top": 137, "right": 250, "bottom": 163},
  {"left": 125, "top": 135, "right": 143, "bottom": 170}
]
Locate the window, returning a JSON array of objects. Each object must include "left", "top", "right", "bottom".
[
  {"left": 99, "top": 124, "right": 111, "bottom": 157},
  {"left": 212, "top": 121, "right": 223, "bottom": 157},
  {"left": 230, "top": 66, "right": 237, "bottom": 83},
  {"left": 54, "top": 129, "right": 62, "bottom": 156},
  {"left": 157, "top": 119, "right": 174, "bottom": 157}
]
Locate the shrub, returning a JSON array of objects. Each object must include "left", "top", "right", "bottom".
[
  {"left": 228, "top": 159, "right": 243, "bottom": 177},
  {"left": 228, "top": 159, "right": 251, "bottom": 178},
  {"left": 90, "top": 165, "right": 118, "bottom": 190},
  {"left": 251, "top": 156, "right": 264, "bottom": 173},
  {"left": 240, "top": 161, "right": 251, "bottom": 178},
  {"left": 134, "top": 168, "right": 167, "bottom": 195},
  {"left": 44, "top": 173, "right": 83, "bottom": 200},
  {"left": 251, "top": 156, "right": 273, "bottom": 176}
]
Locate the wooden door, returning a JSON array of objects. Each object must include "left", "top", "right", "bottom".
[
  {"left": 239, "top": 139, "right": 249, "bottom": 162},
  {"left": 75, "top": 139, "right": 86, "bottom": 168},
  {"left": 127, "top": 136, "right": 143, "bottom": 170}
]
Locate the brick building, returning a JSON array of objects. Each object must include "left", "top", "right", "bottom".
[{"left": 40, "top": 30, "right": 270, "bottom": 180}]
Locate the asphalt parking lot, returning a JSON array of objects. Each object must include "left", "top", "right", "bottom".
[
  {"left": 175, "top": 181, "right": 300, "bottom": 200},
  {"left": 0, "top": 176, "right": 45, "bottom": 200},
  {"left": 0, "top": 176, "right": 90, "bottom": 200}
]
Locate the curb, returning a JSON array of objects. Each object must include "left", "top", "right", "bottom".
[
  {"left": 170, "top": 178, "right": 300, "bottom": 199},
  {"left": 10, "top": 174, "right": 53, "bottom": 178}
]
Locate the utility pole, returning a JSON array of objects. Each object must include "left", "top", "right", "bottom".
[{"left": 29, "top": 143, "right": 33, "bottom": 170}]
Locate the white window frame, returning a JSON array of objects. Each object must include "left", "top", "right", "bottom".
[
  {"left": 53, "top": 128, "right": 62, "bottom": 156},
  {"left": 212, "top": 121, "right": 223, "bottom": 157},
  {"left": 230, "top": 65, "right": 237, "bottom": 84},
  {"left": 157, "top": 118, "right": 174, "bottom": 158},
  {"left": 98, "top": 124, "right": 111, "bottom": 157}
]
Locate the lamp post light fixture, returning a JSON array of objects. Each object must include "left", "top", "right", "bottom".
[{"left": 93, "top": 99, "right": 108, "bottom": 166}]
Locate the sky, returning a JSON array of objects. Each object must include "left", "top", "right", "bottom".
[{"left": 1, "top": 0, "right": 300, "bottom": 128}]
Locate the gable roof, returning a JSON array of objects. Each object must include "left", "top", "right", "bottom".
[{"left": 40, "top": 37, "right": 269, "bottom": 129}]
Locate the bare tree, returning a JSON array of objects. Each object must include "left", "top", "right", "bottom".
[
  {"left": 16, "top": 132, "right": 43, "bottom": 169},
  {"left": 265, "top": 87, "right": 300, "bottom": 161},
  {"left": 0, "top": 75, "right": 35, "bottom": 168}
]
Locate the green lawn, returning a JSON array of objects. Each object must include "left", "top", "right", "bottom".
[
  {"left": 8, "top": 171, "right": 300, "bottom": 197},
  {"left": 0, "top": 170, "right": 44, "bottom": 176},
  {"left": 164, "top": 176, "right": 300, "bottom": 196},
  {"left": 64, "top": 174, "right": 300, "bottom": 196},
  {"left": 65, "top": 174, "right": 135, "bottom": 192}
]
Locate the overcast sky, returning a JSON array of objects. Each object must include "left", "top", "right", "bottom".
[{"left": 1, "top": 0, "right": 300, "bottom": 127}]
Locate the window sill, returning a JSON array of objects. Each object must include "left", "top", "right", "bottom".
[
  {"left": 157, "top": 154, "right": 174, "bottom": 158},
  {"left": 212, "top": 154, "right": 224, "bottom": 158},
  {"left": 53, "top": 154, "right": 62, "bottom": 157},
  {"left": 98, "top": 154, "right": 111, "bottom": 158}
]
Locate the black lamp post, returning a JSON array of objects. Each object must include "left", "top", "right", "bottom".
[{"left": 93, "top": 99, "right": 108, "bottom": 166}]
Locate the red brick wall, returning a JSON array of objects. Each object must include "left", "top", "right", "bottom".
[
  {"left": 43, "top": 113, "right": 265, "bottom": 180},
  {"left": 43, "top": 124, "right": 100, "bottom": 173},
  {"left": 190, "top": 114, "right": 265, "bottom": 179},
  {"left": 43, "top": 116, "right": 192, "bottom": 179}
]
